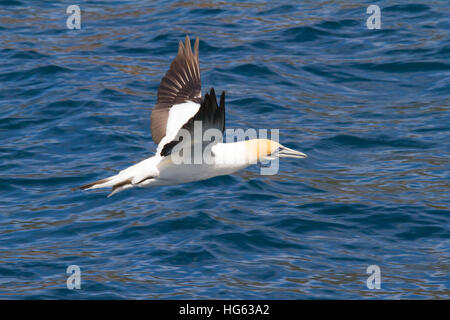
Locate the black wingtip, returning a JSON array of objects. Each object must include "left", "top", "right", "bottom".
[
  {"left": 220, "top": 91, "right": 225, "bottom": 108},
  {"left": 209, "top": 87, "right": 216, "bottom": 99}
]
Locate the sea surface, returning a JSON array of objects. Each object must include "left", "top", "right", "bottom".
[{"left": 0, "top": 0, "right": 449, "bottom": 299}]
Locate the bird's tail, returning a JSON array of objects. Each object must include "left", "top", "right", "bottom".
[
  {"left": 79, "top": 176, "right": 115, "bottom": 190},
  {"left": 77, "top": 156, "right": 161, "bottom": 197},
  {"left": 77, "top": 173, "right": 134, "bottom": 197}
]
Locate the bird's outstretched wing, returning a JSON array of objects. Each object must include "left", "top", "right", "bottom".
[
  {"left": 151, "top": 35, "right": 202, "bottom": 146},
  {"left": 151, "top": 36, "right": 226, "bottom": 158}
]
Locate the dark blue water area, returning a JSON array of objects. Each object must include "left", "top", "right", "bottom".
[{"left": 0, "top": 0, "right": 449, "bottom": 299}]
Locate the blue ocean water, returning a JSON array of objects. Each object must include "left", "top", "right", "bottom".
[{"left": 0, "top": 0, "right": 449, "bottom": 299}]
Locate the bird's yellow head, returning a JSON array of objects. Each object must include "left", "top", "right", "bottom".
[{"left": 244, "top": 139, "right": 307, "bottom": 162}]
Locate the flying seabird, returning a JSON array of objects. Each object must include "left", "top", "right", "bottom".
[{"left": 79, "top": 36, "right": 306, "bottom": 197}]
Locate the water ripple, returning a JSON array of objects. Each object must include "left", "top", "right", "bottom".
[{"left": 0, "top": 0, "right": 449, "bottom": 299}]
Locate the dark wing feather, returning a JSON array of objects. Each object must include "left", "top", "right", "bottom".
[
  {"left": 151, "top": 36, "right": 201, "bottom": 144},
  {"left": 186, "top": 88, "right": 225, "bottom": 133},
  {"left": 161, "top": 88, "right": 225, "bottom": 157}
]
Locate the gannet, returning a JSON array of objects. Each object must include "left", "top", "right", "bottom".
[{"left": 79, "top": 36, "right": 306, "bottom": 197}]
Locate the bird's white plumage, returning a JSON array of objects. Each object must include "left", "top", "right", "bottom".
[{"left": 156, "top": 101, "right": 200, "bottom": 154}]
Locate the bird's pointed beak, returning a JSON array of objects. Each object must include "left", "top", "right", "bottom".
[{"left": 277, "top": 146, "right": 307, "bottom": 159}]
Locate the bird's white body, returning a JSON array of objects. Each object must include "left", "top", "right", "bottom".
[
  {"left": 93, "top": 141, "right": 254, "bottom": 196},
  {"left": 156, "top": 141, "right": 253, "bottom": 182}
]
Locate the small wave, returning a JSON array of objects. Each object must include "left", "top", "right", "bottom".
[
  {"left": 322, "top": 134, "right": 432, "bottom": 149},
  {"left": 384, "top": 4, "right": 430, "bottom": 13},
  {"left": 0, "top": 65, "right": 70, "bottom": 82},
  {"left": 279, "top": 26, "right": 331, "bottom": 42}
]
